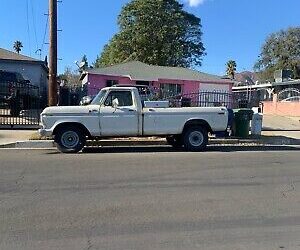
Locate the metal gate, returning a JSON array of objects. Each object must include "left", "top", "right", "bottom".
[
  {"left": 277, "top": 88, "right": 300, "bottom": 102},
  {"left": 165, "top": 91, "right": 235, "bottom": 108},
  {"left": 0, "top": 81, "right": 42, "bottom": 128}
]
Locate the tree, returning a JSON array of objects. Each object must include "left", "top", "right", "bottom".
[
  {"left": 226, "top": 60, "right": 237, "bottom": 80},
  {"left": 95, "top": 0, "right": 205, "bottom": 68},
  {"left": 58, "top": 67, "right": 81, "bottom": 89},
  {"left": 13, "top": 41, "right": 23, "bottom": 54},
  {"left": 254, "top": 27, "right": 300, "bottom": 81}
]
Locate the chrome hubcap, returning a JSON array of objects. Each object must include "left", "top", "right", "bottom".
[
  {"left": 61, "top": 131, "right": 80, "bottom": 148},
  {"left": 189, "top": 131, "right": 204, "bottom": 147}
]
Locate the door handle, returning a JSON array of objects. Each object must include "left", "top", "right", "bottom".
[
  {"left": 149, "top": 109, "right": 155, "bottom": 112},
  {"left": 128, "top": 109, "right": 135, "bottom": 112},
  {"left": 89, "top": 109, "right": 98, "bottom": 113}
]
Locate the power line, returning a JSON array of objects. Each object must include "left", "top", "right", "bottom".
[
  {"left": 41, "top": 13, "right": 49, "bottom": 55},
  {"left": 30, "top": 0, "right": 39, "bottom": 51},
  {"left": 26, "top": 0, "right": 32, "bottom": 56}
]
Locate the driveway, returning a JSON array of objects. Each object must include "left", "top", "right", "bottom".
[{"left": 263, "top": 114, "right": 300, "bottom": 131}]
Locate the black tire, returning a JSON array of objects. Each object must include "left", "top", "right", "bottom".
[
  {"left": 55, "top": 126, "right": 86, "bottom": 153},
  {"left": 183, "top": 126, "right": 208, "bottom": 152},
  {"left": 166, "top": 135, "right": 183, "bottom": 148}
]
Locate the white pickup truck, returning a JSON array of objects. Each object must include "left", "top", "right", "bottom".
[{"left": 39, "top": 87, "right": 230, "bottom": 153}]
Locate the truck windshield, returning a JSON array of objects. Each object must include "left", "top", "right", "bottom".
[{"left": 91, "top": 90, "right": 107, "bottom": 105}]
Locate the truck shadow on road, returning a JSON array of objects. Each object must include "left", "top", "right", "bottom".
[{"left": 79, "top": 145, "right": 300, "bottom": 154}]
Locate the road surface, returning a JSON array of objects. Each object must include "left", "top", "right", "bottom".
[{"left": 0, "top": 146, "right": 300, "bottom": 249}]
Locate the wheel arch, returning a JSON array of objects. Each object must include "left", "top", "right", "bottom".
[
  {"left": 53, "top": 122, "right": 91, "bottom": 138},
  {"left": 182, "top": 119, "right": 212, "bottom": 134}
]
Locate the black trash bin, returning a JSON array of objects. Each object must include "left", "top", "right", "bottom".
[{"left": 232, "top": 109, "right": 254, "bottom": 138}]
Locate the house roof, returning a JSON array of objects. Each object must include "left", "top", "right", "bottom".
[
  {"left": 0, "top": 48, "right": 41, "bottom": 62},
  {"left": 84, "top": 61, "right": 232, "bottom": 84}
]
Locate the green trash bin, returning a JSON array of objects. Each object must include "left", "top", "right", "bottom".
[{"left": 232, "top": 109, "right": 254, "bottom": 138}]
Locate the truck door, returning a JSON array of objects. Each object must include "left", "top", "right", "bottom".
[{"left": 99, "top": 90, "right": 139, "bottom": 136}]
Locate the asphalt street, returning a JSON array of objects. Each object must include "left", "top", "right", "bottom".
[{"left": 0, "top": 146, "right": 300, "bottom": 250}]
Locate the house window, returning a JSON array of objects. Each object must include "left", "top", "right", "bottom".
[
  {"left": 106, "top": 80, "right": 118, "bottom": 87},
  {"left": 160, "top": 83, "right": 182, "bottom": 98}
]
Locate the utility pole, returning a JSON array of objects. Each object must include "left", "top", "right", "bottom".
[{"left": 48, "top": 0, "right": 58, "bottom": 106}]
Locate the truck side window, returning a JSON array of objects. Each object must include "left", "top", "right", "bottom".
[{"left": 104, "top": 91, "right": 133, "bottom": 107}]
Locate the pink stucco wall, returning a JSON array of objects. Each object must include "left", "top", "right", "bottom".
[
  {"left": 86, "top": 73, "right": 232, "bottom": 96},
  {"left": 263, "top": 100, "right": 300, "bottom": 116},
  {"left": 87, "top": 74, "right": 133, "bottom": 95}
]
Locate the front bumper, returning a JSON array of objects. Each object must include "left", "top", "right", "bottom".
[{"left": 38, "top": 128, "right": 53, "bottom": 137}]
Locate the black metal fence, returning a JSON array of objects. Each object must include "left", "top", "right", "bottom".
[
  {"left": 277, "top": 88, "right": 300, "bottom": 102},
  {"left": 232, "top": 90, "right": 265, "bottom": 108},
  {"left": 165, "top": 91, "right": 236, "bottom": 109},
  {"left": 59, "top": 85, "right": 84, "bottom": 106},
  {"left": 0, "top": 81, "right": 42, "bottom": 128}
]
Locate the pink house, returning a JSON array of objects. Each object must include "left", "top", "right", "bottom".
[{"left": 80, "top": 61, "right": 233, "bottom": 98}]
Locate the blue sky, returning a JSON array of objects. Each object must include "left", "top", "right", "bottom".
[{"left": 1, "top": 0, "right": 299, "bottom": 75}]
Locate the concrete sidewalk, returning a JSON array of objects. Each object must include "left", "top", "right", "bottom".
[
  {"left": 262, "top": 130, "right": 300, "bottom": 140},
  {"left": 263, "top": 114, "right": 300, "bottom": 131},
  {"left": 0, "top": 130, "right": 35, "bottom": 147}
]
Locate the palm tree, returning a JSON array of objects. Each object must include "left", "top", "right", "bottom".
[
  {"left": 226, "top": 60, "right": 237, "bottom": 80},
  {"left": 13, "top": 41, "right": 23, "bottom": 54}
]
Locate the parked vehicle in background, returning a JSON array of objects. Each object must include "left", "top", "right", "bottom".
[
  {"left": 39, "top": 87, "right": 231, "bottom": 153},
  {"left": 281, "top": 96, "right": 300, "bottom": 102}
]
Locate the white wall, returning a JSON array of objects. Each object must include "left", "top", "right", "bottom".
[
  {"left": 200, "top": 83, "right": 230, "bottom": 93},
  {"left": 199, "top": 83, "right": 231, "bottom": 107},
  {"left": 0, "top": 61, "right": 48, "bottom": 97}
]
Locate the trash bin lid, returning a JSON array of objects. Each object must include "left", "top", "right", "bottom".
[{"left": 233, "top": 109, "right": 254, "bottom": 120}]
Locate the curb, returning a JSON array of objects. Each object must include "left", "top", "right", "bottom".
[
  {"left": 0, "top": 139, "right": 277, "bottom": 149},
  {"left": 0, "top": 137, "right": 299, "bottom": 149},
  {"left": 0, "top": 143, "right": 16, "bottom": 149},
  {"left": 15, "top": 140, "right": 55, "bottom": 149}
]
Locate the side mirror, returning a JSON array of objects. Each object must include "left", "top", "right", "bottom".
[{"left": 112, "top": 98, "right": 119, "bottom": 108}]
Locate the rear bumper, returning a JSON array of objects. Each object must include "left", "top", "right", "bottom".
[{"left": 38, "top": 128, "right": 53, "bottom": 137}]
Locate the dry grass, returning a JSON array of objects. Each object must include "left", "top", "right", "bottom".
[{"left": 29, "top": 132, "right": 50, "bottom": 140}]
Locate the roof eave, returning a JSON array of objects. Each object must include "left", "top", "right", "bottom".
[
  {"left": 0, "top": 58, "right": 48, "bottom": 72},
  {"left": 83, "top": 71, "right": 158, "bottom": 82},
  {"left": 200, "top": 80, "right": 234, "bottom": 85}
]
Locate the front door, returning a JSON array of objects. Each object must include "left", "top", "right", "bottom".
[{"left": 99, "top": 90, "right": 139, "bottom": 136}]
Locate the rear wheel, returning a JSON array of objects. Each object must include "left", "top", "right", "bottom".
[
  {"left": 183, "top": 126, "right": 208, "bottom": 152},
  {"left": 55, "top": 126, "right": 86, "bottom": 153}
]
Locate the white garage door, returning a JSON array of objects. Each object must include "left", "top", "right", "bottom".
[
  {"left": 200, "top": 83, "right": 230, "bottom": 93},
  {"left": 199, "top": 83, "right": 230, "bottom": 107}
]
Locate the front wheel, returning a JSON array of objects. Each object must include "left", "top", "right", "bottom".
[
  {"left": 55, "top": 126, "right": 86, "bottom": 153},
  {"left": 183, "top": 126, "right": 208, "bottom": 152}
]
